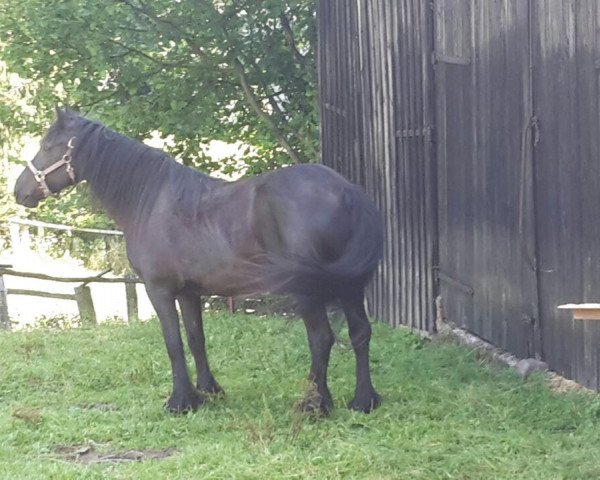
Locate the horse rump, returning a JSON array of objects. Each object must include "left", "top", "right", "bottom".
[{"left": 262, "top": 189, "right": 384, "bottom": 301}]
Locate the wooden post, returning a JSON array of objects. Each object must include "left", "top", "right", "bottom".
[
  {"left": 125, "top": 279, "right": 138, "bottom": 323},
  {"left": 227, "top": 296, "right": 235, "bottom": 314},
  {"left": 9, "top": 222, "right": 24, "bottom": 257},
  {"left": 74, "top": 285, "right": 97, "bottom": 326},
  {"left": 0, "top": 274, "right": 10, "bottom": 330}
]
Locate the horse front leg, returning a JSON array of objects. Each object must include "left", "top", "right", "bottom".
[
  {"left": 145, "top": 284, "right": 204, "bottom": 413},
  {"left": 177, "top": 293, "right": 224, "bottom": 396}
]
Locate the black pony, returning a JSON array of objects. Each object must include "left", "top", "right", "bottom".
[{"left": 14, "top": 108, "right": 384, "bottom": 414}]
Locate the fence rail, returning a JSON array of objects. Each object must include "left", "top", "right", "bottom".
[{"left": 8, "top": 217, "right": 124, "bottom": 236}]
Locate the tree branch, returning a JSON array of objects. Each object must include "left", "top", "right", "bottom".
[
  {"left": 233, "top": 58, "right": 303, "bottom": 164},
  {"left": 279, "top": 12, "right": 307, "bottom": 68},
  {"left": 119, "top": 0, "right": 306, "bottom": 164},
  {"left": 107, "top": 38, "right": 194, "bottom": 69},
  {"left": 78, "top": 90, "right": 122, "bottom": 114}
]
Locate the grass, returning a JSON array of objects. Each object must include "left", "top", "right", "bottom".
[{"left": 2, "top": 313, "right": 600, "bottom": 479}]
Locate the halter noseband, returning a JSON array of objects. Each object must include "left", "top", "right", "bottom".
[{"left": 27, "top": 137, "right": 77, "bottom": 198}]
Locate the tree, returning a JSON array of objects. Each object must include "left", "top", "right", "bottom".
[{"left": 0, "top": 0, "right": 318, "bottom": 174}]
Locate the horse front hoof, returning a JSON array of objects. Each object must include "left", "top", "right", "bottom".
[
  {"left": 166, "top": 390, "right": 205, "bottom": 414},
  {"left": 296, "top": 392, "right": 333, "bottom": 416},
  {"left": 197, "top": 378, "right": 225, "bottom": 397},
  {"left": 348, "top": 391, "right": 381, "bottom": 413}
]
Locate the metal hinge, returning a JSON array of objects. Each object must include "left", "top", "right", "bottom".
[
  {"left": 432, "top": 51, "right": 471, "bottom": 67},
  {"left": 433, "top": 267, "right": 474, "bottom": 296},
  {"left": 323, "top": 102, "right": 347, "bottom": 118},
  {"left": 396, "top": 126, "right": 434, "bottom": 141}
]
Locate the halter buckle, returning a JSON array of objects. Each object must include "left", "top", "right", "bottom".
[{"left": 34, "top": 171, "right": 46, "bottom": 183}]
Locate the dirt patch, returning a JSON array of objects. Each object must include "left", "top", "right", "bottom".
[
  {"left": 55, "top": 444, "right": 177, "bottom": 464},
  {"left": 12, "top": 407, "right": 44, "bottom": 425},
  {"left": 78, "top": 402, "right": 119, "bottom": 412},
  {"left": 548, "top": 374, "right": 594, "bottom": 394}
]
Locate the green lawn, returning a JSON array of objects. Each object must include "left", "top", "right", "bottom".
[{"left": 1, "top": 313, "right": 600, "bottom": 479}]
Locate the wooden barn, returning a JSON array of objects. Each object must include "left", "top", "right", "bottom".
[{"left": 318, "top": 0, "right": 600, "bottom": 390}]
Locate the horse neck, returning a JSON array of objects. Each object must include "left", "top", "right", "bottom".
[{"left": 75, "top": 125, "right": 213, "bottom": 230}]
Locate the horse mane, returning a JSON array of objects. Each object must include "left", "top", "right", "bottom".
[{"left": 73, "top": 116, "right": 218, "bottom": 224}]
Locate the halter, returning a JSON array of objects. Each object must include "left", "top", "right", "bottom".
[{"left": 27, "top": 137, "right": 77, "bottom": 198}]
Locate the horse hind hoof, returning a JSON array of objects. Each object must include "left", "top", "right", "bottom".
[
  {"left": 348, "top": 392, "right": 382, "bottom": 413},
  {"left": 165, "top": 391, "right": 206, "bottom": 414},
  {"left": 295, "top": 395, "right": 334, "bottom": 416},
  {"left": 197, "top": 380, "right": 225, "bottom": 397}
]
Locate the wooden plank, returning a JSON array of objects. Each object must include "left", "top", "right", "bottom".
[
  {"left": 421, "top": 0, "right": 437, "bottom": 333},
  {"left": 7, "top": 289, "right": 75, "bottom": 301},
  {"left": 559, "top": 304, "right": 600, "bottom": 321},
  {"left": 533, "top": 0, "right": 582, "bottom": 381},
  {"left": 9, "top": 217, "right": 123, "bottom": 236},
  {"left": 0, "top": 268, "right": 141, "bottom": 284},
  {"left": 434, "top": 0, "right": 476, "bottom": 333}
]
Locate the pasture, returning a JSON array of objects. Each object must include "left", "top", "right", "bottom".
[{"left": 2, "top": 313, "right": 600, "bottom": 479}]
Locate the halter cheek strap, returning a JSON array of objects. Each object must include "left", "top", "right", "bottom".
[{"left": 27, "top": 137, "right": 77, "bottom": 198}]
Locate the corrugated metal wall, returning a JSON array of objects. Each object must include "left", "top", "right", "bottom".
[
  {"left": 319, "top": 0, "right": 437, "bottom": 331},
  {"left": 434, "top": 0, "right": 540, "bottom": 359},
  {"left": 435, "top": 0, "right": 600, "bottom": 389},
  {"left": 319, "top": 0, "right": 600, "bottom": 390},
  {"left": 531, "top": 0, "right": 600, "bottom": 388}
]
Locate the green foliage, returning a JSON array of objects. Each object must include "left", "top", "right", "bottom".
[
  {"left": 0, "top": 0, "right": 317, "bottom": 268},
  {"left": 30, "top": 187, "right": 115, "bottom": 230},
  {"left": 12, "top": 184, "right": 129, "bottom": 272},
  {"left": 2, "top": 315, "right": 600, "bottom": 478},
  {"left": 0, "top": 162, "right": 18, "bottom": 251},
  {"left": 0, "top": 0, "right": 318, "bottom": 171}
]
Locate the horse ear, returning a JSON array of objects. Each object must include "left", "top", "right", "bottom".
[
  {"left": 55, "top": 106, "right": 68, "bottom": 125},
  {"left": 55, "top": 106, "right": 78, "bottom": 127}
]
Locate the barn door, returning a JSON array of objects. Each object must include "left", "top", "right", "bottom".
[
  {"left": 531, "top": 0, "right": 600, "bottom": 388},
  {"left": 434, "top": 0, "right": 541, "bottom": 358}
]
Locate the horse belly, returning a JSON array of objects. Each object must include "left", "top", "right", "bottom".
[{"left": 189, "top": 260, "right": 265, "bottom": 297}]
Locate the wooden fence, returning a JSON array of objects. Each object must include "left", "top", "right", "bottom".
[
  {"left": 2, "top": 217, "right": 135, "bottom": 329},
  {"left": 0, "top": 266, "right": 141, "bottom": 330}
]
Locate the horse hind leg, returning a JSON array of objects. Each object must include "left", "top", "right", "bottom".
[
  {"left": 341, "top": 290, "right": 381, "bottom": 413},
  {"left": 177, "top": 292, "right": 224, "bottom": 396},
  {"left": 296, "top": 295, "right": 335, "bottom": 414}
]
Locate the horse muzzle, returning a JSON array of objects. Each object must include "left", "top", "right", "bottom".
[{"left": 14, "top": 177, "right": 42, "bottom": 208}]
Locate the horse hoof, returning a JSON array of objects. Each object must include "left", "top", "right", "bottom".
[
  {"left": 166, "top": 390, "right": 205, "bottom": 414},
  {"left": 197, "top": 379, "right": 225, "bottom": 397},
  {"left": 348, "top": 392, "right": 382, "bottom": 413},
  {"left": 296, "top": 394, "right": 333, "bottom": 416}
]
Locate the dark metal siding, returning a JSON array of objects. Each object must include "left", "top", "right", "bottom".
[
  {"left": 531, "top": 0, "right": 600, "bottom": 389},
  {"left": 319, "top": 0, "right": 437, "bottom": 331},
  {"left": 435, "top": 0, "right": 600, "bottom": 389},
  {"left": 435, "top": 0, "right": 540, "bottom": 359},
  {"left": 318, "top": 0, "right": 600, "bottom": 390}
]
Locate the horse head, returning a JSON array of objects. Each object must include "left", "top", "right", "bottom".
[{"left": 14, "top": 107, "right": 80, "bottom": 207}]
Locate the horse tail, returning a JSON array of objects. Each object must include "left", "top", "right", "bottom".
[{"left": 266, "top": 187, "right": 384, "bottom": 300}]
